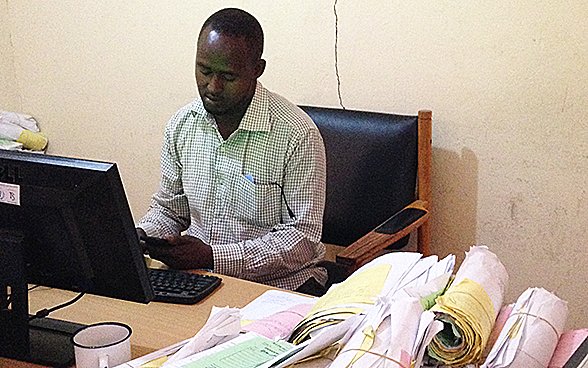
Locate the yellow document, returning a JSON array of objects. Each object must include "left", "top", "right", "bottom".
[
  {"left": 288, "top": 264, "right": 390, "bottom": 345},
  {"left": 140, "top": 356, "right": 167, "bottom": 367},
  {"left": 429, "top": 278, "right": 495, "bottom": 366},
  {"left": 307, "top": 263, "right": 391, "bottom": 316},
  {"left": 349, "top": 326, "right": 375, "bottom": 364}
]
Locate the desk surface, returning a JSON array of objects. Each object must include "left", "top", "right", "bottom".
[{"left": 2, "top": 272, "right": 286, "bottom": 367}]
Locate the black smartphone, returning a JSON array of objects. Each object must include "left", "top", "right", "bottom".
[{"left": 143, "top": 236, "right": 172, "bottom": 247}]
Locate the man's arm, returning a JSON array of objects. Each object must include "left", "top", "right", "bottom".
[{"left": 136, "top": 117, "right": 191, "bottom": 237}]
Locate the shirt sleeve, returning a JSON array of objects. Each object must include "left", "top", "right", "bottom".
[
  {"left": 136, "top": 117, "right": 191, "bottom": 237},
  {"left": 211, "top": 127, "right": 327, "bottom": 289}
]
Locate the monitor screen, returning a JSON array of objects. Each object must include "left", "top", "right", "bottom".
[{"left": 0, "top": 150, "right": 154, "bottom": 366}]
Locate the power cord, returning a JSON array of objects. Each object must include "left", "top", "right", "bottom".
[{"left": 29, "top": 292, "right": 86, "bottom": 321}]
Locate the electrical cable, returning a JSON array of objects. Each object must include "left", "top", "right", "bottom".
[{"left": 29, "top": 292, "right": 86, "bottom": 321}]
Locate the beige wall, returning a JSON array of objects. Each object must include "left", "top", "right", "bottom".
[{"left": 2, "top": 1, "right": 587, "bottom": 329}]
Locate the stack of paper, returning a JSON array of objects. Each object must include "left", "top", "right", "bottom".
[
  {"left": 481, "top": 287, "right": 568, "bottom": 368},
  {"left": 350, "top": 252, "right": 454, "bottom": 300},
  {"left": 329, "top": 296, "right": 423, "bottom": 368},
  {"left": 425, "top": 246, "right": 508, "bottom": 366},
  {"left": 270, "top": 314, "right": 365, "bottom": 368},
  {"left": 288, "top": 252, "right": 455, "bottom": 346},
  {"left": 288, "top": 261, "right": 395, "bottom": 345},
  {"left": 320, "top": 253, "right": 455, "bottom": 368}
]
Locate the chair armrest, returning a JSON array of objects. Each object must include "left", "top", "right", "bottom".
[{"left": 335, "top": 200, "right": 430, "bottom": 273}]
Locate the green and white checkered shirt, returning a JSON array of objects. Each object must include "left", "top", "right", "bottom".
[{"left": 138, "top": 83, "right": 327, "bottom": 290}]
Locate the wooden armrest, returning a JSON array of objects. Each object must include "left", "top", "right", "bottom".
[{"left": 335, "top": 200, "right": 430, "bottom": 273}]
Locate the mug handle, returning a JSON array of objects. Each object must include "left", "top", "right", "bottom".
[{"left": 99, "top": 355, "right": 109, "bottom": 368}]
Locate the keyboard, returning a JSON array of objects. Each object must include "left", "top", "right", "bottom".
[{"left": 148, "top": 268, "right": 221, "bottom": 304}]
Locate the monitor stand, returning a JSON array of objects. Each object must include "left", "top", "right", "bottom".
[{"left": 0, "top": 230, "right": 85, "bottom": 367}]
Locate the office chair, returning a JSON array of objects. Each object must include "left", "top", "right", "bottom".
[{"left": 300, "top": 106, "right": 432, "bottom": 288}]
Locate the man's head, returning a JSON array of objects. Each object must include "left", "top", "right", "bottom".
[{"left": 196, "top": 8, "right": 265, "bottom": 118}]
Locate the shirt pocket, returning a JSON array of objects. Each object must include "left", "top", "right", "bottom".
[{"left": 231, "top": 175, "right": 282, "bottom": 226}]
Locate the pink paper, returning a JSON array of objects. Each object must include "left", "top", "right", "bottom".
[
  {"left": 242, "top": 303, "right": 314, "bottom": 340},
  {"left": 400, "top": 349, "right": 412, "bottom": 368},
  {"left": 548, "top": 329, "right": 588, "bottom": 368},
  {"left": 482, "top": 303, "right": 514, "bottom": 360}
]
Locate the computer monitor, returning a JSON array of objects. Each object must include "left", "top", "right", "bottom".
[{"left": 0, "top": 150, "right": 154, "bottom": 367}]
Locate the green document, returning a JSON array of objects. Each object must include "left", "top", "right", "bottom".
[{"left": 183, "top": 336, "right": 293, "bottom": 368}]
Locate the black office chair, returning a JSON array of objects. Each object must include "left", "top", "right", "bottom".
[{"left": 300, "top": 106, "right": 432, "bottom": 288}]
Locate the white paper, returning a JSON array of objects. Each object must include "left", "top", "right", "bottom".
[
  {"left": 270, "top": 314, "right": 365, "bottom": 368},
  {"left": 412, "top": 312, "right": 445, "bottom": 368},
  {"left": 162, "top": 333, "right": 258, "bottom": 368},
  {"left": 329, "top": 297, "right": 423, "bottom": 368},
  {"left": 452, "top": 246, "right": 508, "bottom": 318},
  {"left": 163, "top": 306, "right": 241, "bottom": 365},
  {"left": 482, "top": 287, "right": 568, "bottom": 368},
  {"left": 0, "top": 110, "right": 39, "bottom": 132},
  {"left": 240, "top": 289, "right": 316, "bottom": 321}
]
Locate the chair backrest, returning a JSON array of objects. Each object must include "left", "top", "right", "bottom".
[{"left": 300, "top": 106, "right": 419, "bottom": 247}]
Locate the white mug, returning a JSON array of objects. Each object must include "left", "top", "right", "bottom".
[{"left": 71, "top": 322, "right": 132, "bottom": 368}]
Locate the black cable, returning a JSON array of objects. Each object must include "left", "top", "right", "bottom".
[
  {"left": 29, "top": 292, "right": 86, "bottom": 321},
  {"left": 241, "top": 135, "right": 295, "bottom": 223},
  {"left": 273, "top": 181, "right": 296, "bottom": 221}
]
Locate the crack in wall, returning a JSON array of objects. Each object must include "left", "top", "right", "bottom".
[
  {"left": 4, "top": 0, "right": 23, "bottom": 110},
  {"left": 333, "top": 0, "right": 345, "bottom": 109}
]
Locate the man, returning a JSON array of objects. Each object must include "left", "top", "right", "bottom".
[{"left": 137, "top": 8, "right": 327, "bottom": 295}]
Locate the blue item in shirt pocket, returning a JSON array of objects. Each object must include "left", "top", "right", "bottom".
[{"left": 233, "top": 174, "right": 282, "bottom": 226}]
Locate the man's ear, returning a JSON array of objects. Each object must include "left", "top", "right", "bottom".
[{"left": 255, "top": 59, "right": 266, "bottom": 78}]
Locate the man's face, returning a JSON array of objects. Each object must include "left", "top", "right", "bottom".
[{"left": 195, "top": 27, "right": 264, "bottom": 117}]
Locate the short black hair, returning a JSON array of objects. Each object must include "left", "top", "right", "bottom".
[{"left": 200, "top": 8, "right": 264, "bottom": 60}]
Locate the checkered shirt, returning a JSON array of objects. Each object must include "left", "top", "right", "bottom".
[{"left": 137, "top": 83, "right": 327, "bottom": 290}]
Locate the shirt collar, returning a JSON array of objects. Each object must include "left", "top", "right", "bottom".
[
  {"left": 190, "top": 82, "right": 271, "bottom": 133},
  {"left": 238, "top": 82, "right": 271, "bottom": 132}
]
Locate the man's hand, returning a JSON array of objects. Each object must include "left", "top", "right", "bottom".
[
  {"left": 144, "top": 235, "right": 213, "bottom": 270},
  {"left": 136, "top": 228, "right": 148, "bottom": 253}
]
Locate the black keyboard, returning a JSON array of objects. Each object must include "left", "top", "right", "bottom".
[{"left": 148, "top": 268, "right": 221, "bottom": 304}]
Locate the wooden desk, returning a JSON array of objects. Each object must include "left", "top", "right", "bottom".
[{"left": 2, "top": 273, "right": 280, "bottom": 367}]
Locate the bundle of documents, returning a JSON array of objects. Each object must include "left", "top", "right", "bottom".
[
  {"left": 350, "top": 251, "right": 455, "bottom": 301},
  {"left": 287, "top": 260, "right": 398, "bottom": 345},
  {"left": 288, "top": 252, "right": 454, "bottom": 347},
  {"left": 116, "top": 245, "right": 580, "bottom": 368},
  {"left": 302, "top": 253, "right": 456, "bottom": 368},
  {"left": 424, "top": 246, "right": 508, "bottom": 367},
  {"left": 329, "top": 296, "right": 423, "bottom": 368},
  {"left": 481, "top": 287, "right": 568, "bottom": 368}
]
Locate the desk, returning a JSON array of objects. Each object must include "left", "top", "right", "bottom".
[{"left": 1, "top": 273, "right": 285, "bottom": 367}]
